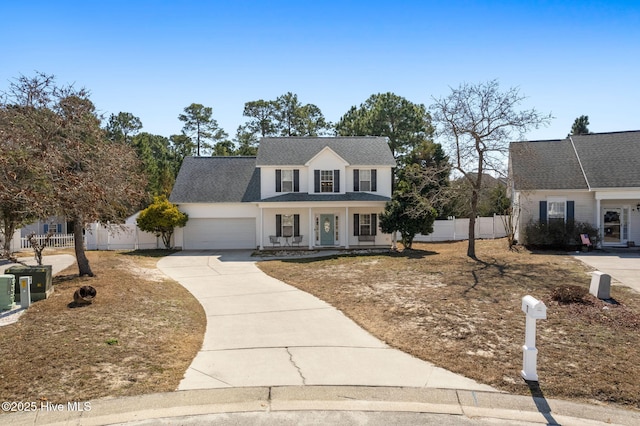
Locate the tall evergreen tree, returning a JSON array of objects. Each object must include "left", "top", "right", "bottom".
[
  {"left": 569, "top": 115, "right": 590, "bottom": 136},
  {"left": 105, "top": 111, "right": 142, "bottom": 144},
  {"left": 178, "top": 103, "right": 228, "bottom": 156},
  {"left": 336, "top": 92, "right": 433, "bottom": 166}
]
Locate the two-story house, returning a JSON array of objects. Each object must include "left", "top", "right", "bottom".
[{"left": 170, "top": 137, "right": 396, "bottom": 250}]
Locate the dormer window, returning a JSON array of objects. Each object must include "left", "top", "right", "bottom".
[
  {"left": 320, "top": 170, "right": 333, "bottom": 192},
  {"left": 314, "top": 169, "right": 340, "bottom": 193}
]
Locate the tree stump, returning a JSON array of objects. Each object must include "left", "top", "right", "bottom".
[{"left": 73, "top": 286, "right": 97, "bottom": 305}]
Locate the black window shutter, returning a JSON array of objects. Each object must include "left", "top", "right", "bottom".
[
  {"left": 371, "top": 169, "right": 377, "bottom": 192},
  {"left": 354, "top": 214, "right": 360, "bottom": 236},
  {"left": 567, "top": 201, "right": 575, "bottom": 221},
  {"left": 294, "top": 214, "right": 300, "bottom": 236},
  {"left": 353, "top": 169, "right": 359, "bottom": 191},
  {"left": 371, "top": 214, "right": 377, "bottom": 235},
  {"left": 539, "top": 201, "right": 547, "bottom": 223},
  {"left": 314, "top": 170, "right": 320, "bottom": 193},
  {"left": 334, "top": 170, "right": 340, "bottom": 193},
  {"left": 276, "top": 214, "right": 282, "bottom": 237},
  {"left": 275, "top": 169, "right": 282, "bottom": 192},
  {"left": 293, "top": 169, "right": 300, "bottom": 192}
]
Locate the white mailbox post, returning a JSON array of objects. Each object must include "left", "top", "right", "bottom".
[{"left": 521, "top": 295, "right": 546, "bottom": 381}]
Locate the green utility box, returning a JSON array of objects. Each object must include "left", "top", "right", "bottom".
[
  {"left": 5, "top": 265, "right": 53, "bottom": 302},
  {"left": 0, "top": 274, "right": 15, "bottom": 310}
]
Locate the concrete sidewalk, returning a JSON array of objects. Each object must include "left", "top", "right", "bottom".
[
  {"left": 572, "top": 250, "right": 640, "bottom": 293},
  {"left": 157, "top": 250, "right": 494, "bottom": 391}
]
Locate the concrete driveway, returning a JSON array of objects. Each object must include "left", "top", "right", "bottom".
[
  {"left": 572, "top": 251, "right": 640, "bottom": 294},
  {"left": 157, "top": 251, "right": 494, "bottom": 392}
]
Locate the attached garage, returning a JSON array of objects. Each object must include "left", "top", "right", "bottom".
[{"left": 183, "top": 218, "right": 256, "bottom": 250}]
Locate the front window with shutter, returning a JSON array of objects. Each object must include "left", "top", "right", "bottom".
[
  {"left": 547, "top": 199, "right": 566, "bottom": 225},
  {"left": 282, "top": 214, "right": 294, "bottom": 237},
  {"left": 281, "top": 170, "right": 293, "bottom": 192},
  {"left": 360, "top": 214, "right": 371, "bottom": 236},
  {"left": 359, "top": 170, "right": 371, "bottom": 191}
]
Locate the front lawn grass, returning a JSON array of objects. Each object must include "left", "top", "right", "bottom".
[
  {"left": 0, "top": 250, "right": 205, "bottom": 404},
  {"left": 258, "top": 239, "right": 640, "bottom": 410}
]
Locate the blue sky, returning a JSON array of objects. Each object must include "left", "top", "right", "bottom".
[{"left": 2, "top": 1, "right": 638, "bottom": 142}]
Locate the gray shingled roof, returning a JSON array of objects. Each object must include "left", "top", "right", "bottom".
[
  {"left": 256, "top": 137, "right": 396, "bottom": 166},
  {"left": 510, "top": 131, "right": 640, "bottom": 190},
  {"left": 260, "top": 192, "right": 391, "bottom": 203},
  {"left": 510, "top": 139, "right": 588, "bottom": 190},
  {"left": 572, "top": 131, "right": 640, "bottom": 188},
  {"left": 169, "top": 157, "right": 260, "bottom": 203}
]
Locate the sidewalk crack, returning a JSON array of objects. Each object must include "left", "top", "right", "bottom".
[{"left": 286, "top": 347, "right": 306, "bottom": 385}]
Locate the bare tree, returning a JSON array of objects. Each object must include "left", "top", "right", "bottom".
[
  {"left": 27, "top": 230, "right": 54, "bottom": 266},
  {"left": 430, "top": 80, "right": 551, "bottom": 258}
]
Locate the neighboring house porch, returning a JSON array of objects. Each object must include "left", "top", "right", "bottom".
[{"left": 20, "top": 216, "right": 71, "bottom": 237}]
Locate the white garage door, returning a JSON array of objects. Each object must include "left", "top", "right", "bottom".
[{"left": 183, "top": 218, "right": 256, "bottom": 250}]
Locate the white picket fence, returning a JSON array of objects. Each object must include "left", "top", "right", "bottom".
[
  {"left": 414, "top": 215, "right": 509, "bottom": 242},
  {"left": 20, "top": 233, "right": 77, "bottom": 249}
]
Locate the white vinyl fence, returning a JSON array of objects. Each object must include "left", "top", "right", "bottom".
[
  {"left": 414, "top": 215, "right": 508, "bottom": 242},
  {"left": 84, "top": 221, "right": 160, "bottom": 250}
]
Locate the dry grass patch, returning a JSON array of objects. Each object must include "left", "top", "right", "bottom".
[
  {"left": 0, "top": 250, "right": 205, "bottom": 404},
  {"left": 258, "top": 239, "right": 640, "bottom": 410}
]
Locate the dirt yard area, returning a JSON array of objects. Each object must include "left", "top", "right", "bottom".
[
  {"left": 258, "top": 239, "right": 640, "bottom": 410},
  {"left": 0, "top": 250, "right": 205, "bottom": 404}
]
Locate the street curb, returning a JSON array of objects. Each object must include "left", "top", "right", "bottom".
[{"left": 4, "top": 386, "right": 639, "bottom": 425}]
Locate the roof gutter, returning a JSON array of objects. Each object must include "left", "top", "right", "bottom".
[{"left": 569, "top": 136, "right": 591, "bottom": 191}]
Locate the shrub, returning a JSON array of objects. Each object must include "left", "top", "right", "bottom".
[
  {"left": 137, "top": 196, "right": 188, "bottom": 249},
  {"left": 551, "top": 285, "right": 589, "bottom": 304},
  {"left": 523, "top": 219, "right": 599, "bottom": 250}
]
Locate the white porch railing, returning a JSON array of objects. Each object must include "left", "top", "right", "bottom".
[{"left": 20, "top": 233, "right": 76, "bottom": 249}]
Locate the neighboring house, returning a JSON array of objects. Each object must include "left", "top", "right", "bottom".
[
  {"left": 170, "top": 137, "right": 396, "bottom": 250},
  {"left": 509, "top": 130, "right": 640, "bottom": 247},
  {"left": 20, "top": 216, "right": 71, "bottom": 236}
]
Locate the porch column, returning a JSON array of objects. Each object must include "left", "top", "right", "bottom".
[
  {"left": 259, "top": 207, "right": 264, "bottom": 250},
  {"left": 308, "top": 207, "right": 313, "bottom": 249},
  {"left": 595, "top": 198, "right": 601, "bottom": 248},
  {"left": 345, "top": 206, "right": 349, "bottom": 249}
]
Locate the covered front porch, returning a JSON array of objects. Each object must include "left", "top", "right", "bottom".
[
  {"left": 256, "top": 200, "right": 392, "bottom": 250},
  {"left": 595, "top": 190, "right": 640, "bottom": 247}
]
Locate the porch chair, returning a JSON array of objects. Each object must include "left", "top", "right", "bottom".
[
  {"left": 580, "top": 234, "right": 593, "bottom": 252},
  {"left": 269, "top": 235, "right": 281, "bottom": 249},
  {"left": 292, "top": 235, "right": 303, "bottom": 247}
]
